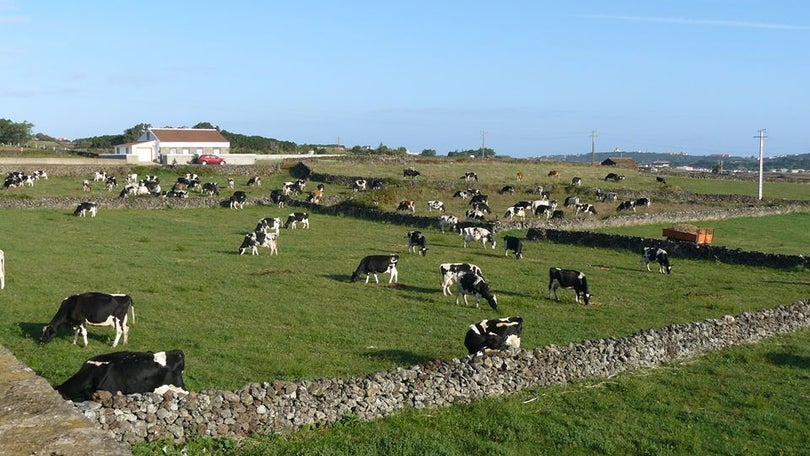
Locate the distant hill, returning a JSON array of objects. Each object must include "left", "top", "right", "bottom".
[{"left": 542, "top": 151, "right": 810, "bottom": 172}]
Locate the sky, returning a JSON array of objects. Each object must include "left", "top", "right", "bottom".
[{"left": 1, "top": 1, "right": 808, "bottom": 158}]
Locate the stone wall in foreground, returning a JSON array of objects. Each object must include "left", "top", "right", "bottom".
[{"left": 73, "top": 300, "right": 810, "bottom": 445}]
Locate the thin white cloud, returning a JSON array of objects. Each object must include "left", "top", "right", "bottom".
[
  {"left": 584, "top": 14, "right": 810, "bottom": 31},
  {"left": 0, "top": 15, "right": 27, "bottom": 23}
]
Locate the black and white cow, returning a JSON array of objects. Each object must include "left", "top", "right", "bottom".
[
  {"left": 571, "top": 176, "right": 582, "bottom": 186},
  {"left": 438, "top": 214, "right": 459, "bottom": 233},
  {"left": 469, "top": 193, "right": 488, "bottom": 206},
  {"left": 602, "top": 192, "right": 618, "bottom": 202},
  {"left": 350, "top": 254, "right": 399, "bottom": 284},
  {"left": 455, "top": 272, "right": 498, "bottom": 310},
  {"left": 533, "top": 201, "right": 558, "bottom": 219},
  {"left": 460, "top": 171, "right": 478, "bottom": 182},
  {"left": 284, "top": 212, "right": 310, "bottom": 229},
  {"left": 201, "top": 182, "right": 219, "bottom": 196},
  {"left": 403, "top": 168, "right": 421, "bottom": 179},
  {"left": 427, "top": 200, "right": 446, "bottom": 212},
  {"left": 256, "top": 217, "right": 282, "bottom": 234},
  {"left": 462, "top": 226, "right": 496, "bottom": 249},
  {"left": 563, "top": 196, "right": 580, "bottom": 208},
  {"left": 503, "top": 235, "right": 523, "bottom": 259},
  {"left": 604, "top": 173, "right": 625, "bottom": 182},
  {"left": 498, "top": 185, "right": 515, "bottom": 195},
  {"left": 229, "top": 191, "right": 248, "bottom": 209},
  {"left": 641, "top": 247, "right": 672, "bottom": 274},
  {"left": 269, "top": 189, "right": 291, "bottom": 208},
  {"left": 452, "top": 190, "right": 469, "bottom": 199},
  {"left": 238, "top": 232, "right": 260, "bottom": 255},
  {"left": 247, "top": 176, "right": 262, "bottom": 187},
  {"left": 352, "top": 179, "right": 367, "bottom": 192},
  {"left": 551, "top": 210, "right": 565, "bottom": 220},
  {"left": 105, "top": 176, "right": 117, "bottom": 191},
  {"left": 635, "top": 197, "right": 651, "bottom": 207},
  {"left": 439, "top": 262, "right": 483, "bottom": 296},
  {"left": 503, "top": 206, "right": 526, "bottom": 220},
  {"left": 406, "top": 230, "right": 428, "bottom": 255},
  {"left": 548, "top": 268, "right": 591, "bottom": 305},
  {"left": 574, "top": 203, "right": 598, "bottom": 216},
  {"left": 617, "top": 200, "right": 636, "bottom": 212},
  {"left": 369, "top": 179, "right": 384, "bottom": 190},
  {"left": 397, "top": 200, "right": 416, "bottom": 212},
  {"left": 465, "top": 209, "right": 487, "bottom": 220},
  {"left": 41, "top": 292, "right": 135, "bottom": 347},
  {"left": 464, "top": 316, "right": 523, "bottom": 355},
  {"left": 55, "top": 350, "right": 186, "bottom": 402},
  {"left": 656, "top": 176, "right": 667, "bottom": 185},
  {"left": 93, "top": 171, "right": 107, "bottom": 182},
  {"left": 73, "top": 201, "right": 98, "bottom": 217}
]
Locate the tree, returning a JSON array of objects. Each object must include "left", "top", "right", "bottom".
[
  {"left": 447, "top": 147, "right": 495, "bottom": 158},
  {"left": 193, "top": 122, "right": 218, "bottom": 130},
  {"left": 420, "top": 149, "right": 437, "bottom": 157},
  {"left": 122, "top": 123, "right": 151, "bottom": 143},
  {"left": 0, "top": 118, "right": 34, "bottom": 145}
]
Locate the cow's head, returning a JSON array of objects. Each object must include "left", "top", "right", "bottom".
[{"left": 40, "top": 325, "right": 57, "bottom": 344}]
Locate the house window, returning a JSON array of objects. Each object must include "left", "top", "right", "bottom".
[
  {"left": 213, "top": 148, "right": 220, "bottom": 154},
  {"left": 170, "top": 148, "right": 176, "bottom": 154},
  {"left": 196, "top": 148, "right": 203, "bottom": 155},
  {"left": 182, "top": 148, "right": 189, "bottom": 155}
]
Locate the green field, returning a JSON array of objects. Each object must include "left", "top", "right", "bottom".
[{"left": 1, "top": 158, "right": 809, "bottom": 454}]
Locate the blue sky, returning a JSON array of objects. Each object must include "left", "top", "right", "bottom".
[{"left": 1, "top": 1, "right": 807, "bottom": 157}]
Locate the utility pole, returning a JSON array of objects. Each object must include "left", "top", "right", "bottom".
[
  {"left": 590, "top": 130, "right": 597, "bottom": 165},
  {"left": 754, "top": 129, "right": 767, "bottom": 200},
  {"left": 481, "top": 130, "right": 487, "bottom": 157}
]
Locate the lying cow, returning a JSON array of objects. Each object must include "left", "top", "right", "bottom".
[
  {"left": 350, "top": 254, "right": 399, "bottom": 284},
  {"left": 407, "top": 230, "right": 428, "bottom": 255},
  {"left": 56, "top": 350, "right": 186, "bottom": 402},
  {"left": 73, "top": 201, "right": 98, "bottom": 217},
  {"left": 503, "top": 235, "right": 523, "bottom": 259},
  {"left": 456, "top": 272, "right": 498, "bottom": 310},
  {"left": 41, "top": 292, "right": 135, "bottom": 347},
  {"left": 439, "top": 262, "right": 483, "bottom": 296},
  {"left": 641, "top": 247, "right": 672, "bottom": 274},
  {"left": 548, "top": 268, "right": 591, "bottom": 305},
  {"left": 464, "top": 316, "right": 523, "bottom": 355}
]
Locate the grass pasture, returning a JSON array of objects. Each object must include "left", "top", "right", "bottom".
[{"left": 1, "top": 157, "right": 809, "bottom": 454}]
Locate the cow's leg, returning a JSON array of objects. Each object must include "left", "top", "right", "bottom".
[
  {"left": 111, "top": 318, "right": 123, "bottom": 347},
  {"left": 388, "top": 266, "right": 398, "bottom": 283},
  {"left": 462, "top": 294, "right": 470, "bottom": 307},
  {"left": 72, "top": 326, "right": 81, "bottom": 345},
  {"left": 80, "top": 325, "right": 89, "bottom": 347}
]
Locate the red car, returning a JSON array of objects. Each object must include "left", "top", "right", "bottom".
[{"left": 197, "top": 154, "right": 226, "bottom": 165}]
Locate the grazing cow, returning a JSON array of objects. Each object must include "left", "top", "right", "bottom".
[
  {"left": 93, "top": 171, "right": 107, "bottom": 182},
  {"left": 563, "top": 196, "right": 580, "bottom": 208},
  {"left": 462, "top": 227, "right": 496, "bottom": 249},
  {"left": 455, "top": 272, "right": 498, "bottom": 310},
  {"left": 438, "top": 214, "right": 459, "bottom": 233},
  {"left": 406, "top": 230, "right": 428, "bottom": 255},
  {"left": 503, "top": 206, "right": 526, "bottom": 220},
  {"left": 370, "top": 179, "right": 384, "bottom": 190},
  {"left": 105, "top": 176, "right": 117, "bottom": 191},
  {"left": 531, "top": 199, "right": 556, "bottom": 213},
  {"left": 503, "top": 236, "right": 523, "bottom": 259},
  {"left": 641, "top": 247, "right": 672, "bottom": 274},
  {"left": 56, "top": 350, "right": 186, "bottom": 402},
  {"left": 469, "top": 193, "right": 488, "bottom": 206},
  {"left": 656, "top": 176, "right": 667, "bottom": 185},
  {"left": 227, "top": 178, "right": 235, "bottom": 189},
  {"left": 635, "top": 197, "right": 651, "bottom": 207},
  {"left": 574, "top": 203, "right": 598, "bottom": 216},
  {"left": 551, "top": 210, "right": 565, "bottom": 220},
  {"left": 533, "top": 203, "right": 556, "bottom": 218},
  {"left": 513, "top": 200, "right": 532, "bottom": 210},
  {"left": 464, "top": 316, "right": 523, "bottom": 354},
  {"left": 548, "top": 169, "right": 560, "bottom": 177},
  {"left": 41, "top": 292, "right": 135, "bottom": 347},
  {"left": 461, "top": 171, "right": 478, "bottom": 182},
  {"left": 499, "top": 185, "right": 515, "bottom": 195},
  {"left": 269, "top": 189, "right": 291, "bottom": 208},
  {"left": 0, "top": 249, "right": 4, "bottom": 290},
  {"left": 465, "top": 209, "right": 487, "bottom": 220},
  {"left": 604, "top": 173, "right": 625, "bottom": 182},
  {"left": 238, "top": 232, "right": 260, "bottom": 255},
  {"left": 617, "top": 200, "right": 636, "bottom": 212},
  {"left": 284, "top": 212, "right": 310, "bottom": 229},
  {"left": 548, "top": 268, "right": 591, "bottom": 305},
  {"left": 403, "top": 168, "right": 421, "bottom": 179},
  {"left": 516, "top": 171, "right": 524, "bottom": 182},
  {"left": 201, "top": 182, "right": 219, "bottom": 196},
  {"left": 73, "top": 201, "right": 98, "bottom": 217},
  {"left": 350, "top": 254, "right": 399, "bottom": 284},
  {"left": 33, "top": 169, "right": 48, "bottom": 180},
  {"left": 427, "top": 200, "right": 446, "bottom": 212},
  {"left": 452, "top": 190, "right": 469, "bottom": 199},
  {"left": 571, "top": 176, "right": 582, "bottom": 186},
  {"left": 161, "top": 189, "right": 188, "bottom": 198},
  {"left": 397, "top": 200, "right": 416, "bottom": 212},
  {"left": 352, "top": 179, "right": 367, "bottom": 192},
  {"left": 229, "top": 191, "right": 248, "bottom": 209},
  {"left": 247, "top": 176, "right": 262, "bottom": 187},
  {"left": 602, "top": 192, "right": 618, "bottom": 202},
  {"left": 256, "top": 217, "right": 282, "bottom": 234},
  {"left": 439, "top": 262, "right": 483, "bottom": 296}
]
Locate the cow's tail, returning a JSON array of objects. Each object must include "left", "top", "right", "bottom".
[{"left": 129, "top": 297, "right": 135, "bottom": 326}]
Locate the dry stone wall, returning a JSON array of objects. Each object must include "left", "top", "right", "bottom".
[{"left": 72, "top": 300, "right": 810, "bottom": 445}]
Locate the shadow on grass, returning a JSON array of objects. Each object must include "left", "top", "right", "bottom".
[
  {"left": 765, "top": 352, "right": 810, "bottom": 369},
  {"left": 363, "top": 348, "right": 434, "bottom": 365},
  {"left": 19, "top": 322, "right": 110, "bottom": 345}
]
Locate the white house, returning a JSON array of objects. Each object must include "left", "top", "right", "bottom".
[{"left": 113, "top": 128, "right": 230, "bottom": 163}]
